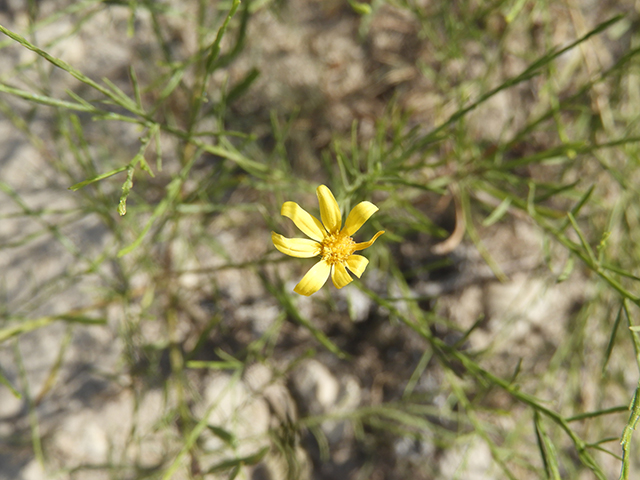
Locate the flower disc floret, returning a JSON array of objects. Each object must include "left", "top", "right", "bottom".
[
  {"left": 271, "top": 185, "right": 384, "bottom": 296},
  {"left": 321, "top": 233, "right": 356, "bottom": 266}
]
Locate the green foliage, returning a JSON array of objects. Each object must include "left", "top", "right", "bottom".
[{"left": 1, "top": 0, "right": 640, "bottom": 479}]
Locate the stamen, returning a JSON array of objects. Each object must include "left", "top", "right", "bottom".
[{"left": 320, "top": 233, "right": 355, "bottom": 265}]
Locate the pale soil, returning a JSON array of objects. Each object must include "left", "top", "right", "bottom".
[{"left": 0, "top": 1, "right": 637, "bottom": 479}]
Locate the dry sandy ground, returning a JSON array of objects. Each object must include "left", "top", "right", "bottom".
[{"left": 0, "top": 1, "right": 638, "bottom": 479}]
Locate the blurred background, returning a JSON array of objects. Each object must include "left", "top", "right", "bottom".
[{"left": 1, "top": 0, "right": 640, "bottom": 479}]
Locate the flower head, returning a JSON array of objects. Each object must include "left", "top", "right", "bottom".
[{"left": 272, "top": 185, "right": 384, "bottom": 296}]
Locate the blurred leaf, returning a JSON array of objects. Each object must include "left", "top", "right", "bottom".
[
  {"left": 0, "top": 370, "right": 21, "bottom": 399},
  {"left": 205, "top": 446, "right": 270, "bottom": 474},
  {"left": 534, "top": 412, "right": 562, "bottom": 480},
  {"left": 482, "top": 197, "right": 512, "bottom": 227},
  {"left": 206, "top": 425, "right": 238, "bottom": 448},
  {"left": 69, "top": 166, "right": 128, "bottom": 191},
  {"left": 620, "top": 384, "right": 640, "bottom": 480},
  {"left": 225, "top": 67, "right": 260, "bottom": 105},
  {"left": 348, "top": 0, "right": 372, "bottom": 15},
  {"left": 0, "top": 316, "right": 105, "bottom": 343}
]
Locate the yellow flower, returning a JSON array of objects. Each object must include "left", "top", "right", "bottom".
[{"left": 272, "top": 185, "right": 384, "bottom": 296}]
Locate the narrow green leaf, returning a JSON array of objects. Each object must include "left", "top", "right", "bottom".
[
  {"left": 102, "top": 77, "right": 140, "bottom": 113},
  {"left": 65, "top": 88, "right": 95, "bottom": 110},
  {"left": 602, "top": 304, "right": 623, "bottom": 375},
  {"left": 557, "top": 256, "right": 575, "bottom": 283},
  {"left": 205, "top": 447, "right": 270, "bottom": 474},
  {"left": 196, "top": 140, "right": 268, "bottom": 176},
  {"left": 186, "top": 361, "right": 242, "bottom": 370},
  {"left": 0, "top": 317, "right": 54, "bottom": 343},
  {"left": 0, "top": 24, "right": 145, "bottom": 117},
  {"left": 559, "top": 185, "right": 595, "bottom": 233},
  {"left": 505, "top": 0, "right": 528, "bottom": 22},
  {"left": 601, "top": 263, "right": 640, "bottom": 282},
  {"left": 0, "top": 315, "right": 105, "bottom": 343},
  {"left": 0, "top": 83, "right": 95, "bottom": 112},
  {"left": 567, "top": 405, "right": 629, "bottom": 422},
  {"left": 204, "top": 0, "right": 241, "bottom": 75},
  {"left": 225, "top": 67, "right": 260, "bottom": 104},
  {"left": 158, "top": 67, "right": 185, "bottom": 102},
  {"left": 567, "top": 212, "right": 598, "bottom": 266},
  {"left": 228, "top": 465, "right": 241, "bottom": 480},
  {"left": 620, "top": 383, "right": 640, "bottom": 480},
  {"left": 0, "top": 369, "right": 21, "bottom": 399},
  {"left": 69, "top": 165, "right": 128, "bottom": 191},
  {"left": 534, "top": 412, "right": 562, "bottom": 480},
  {"left": 129, "top": 65, "right": 143, "bottom": 110},
  {"left": 482, "top": 197, "right": 512, "bottom": 226},
  {"left": 206, "top": 425, "right": 238, "bottom": 447}
]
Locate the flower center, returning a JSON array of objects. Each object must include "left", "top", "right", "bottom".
[{"left": 321, "top": 233, "right": 355, "bottom": 266}]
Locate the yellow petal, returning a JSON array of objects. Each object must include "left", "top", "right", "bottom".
[
  {"left": 281, "top": 201, "right": 326, "bottom": 241},
  {"left": 331, "top": 262, "right": 353, "bottom": 289},
  {"left": 343, "top": 201, "right": 379, "bottom": 236},
  {"left": 317, "top": 185, "right": 341, "bottom": 234},
  {"left": 354, "top": 230, "right": 385, "bottom": 251},
  {"left": 294, "top": 260, "right": 331, "bottom": 296},
  {"left": 272, "top": 232, "right": 321, "bottom": 258},
  {"left": 345, "top": 254, "right": 369, "bottom": 278}
]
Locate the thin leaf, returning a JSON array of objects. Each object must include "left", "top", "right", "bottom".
[
  {"left": 620, "top": 383, "right": 640, "bottom": 480},
  {"left": 567, "top": 212, "right": 598, "bottom": 266},
  {"left": 69, "top": 166, "right": 128, "bottom": 191},
  {"left": 602, "top": 304, "right": 623, "bottom": 375},
  {"left": 534, "top": 411, "right": 562, "bottom": 480},
  {"left": 0, "top": 368, "right": 21, "bottom": 399},
  {"left": 482, "top": 197, "right": 512, "bottom": 226},
  {"left": 225, "top": 67, "right": 260, "bottom": 105},
  {"left": 0, "top": 83, "right": 96, "bottom": 112},
  {"left": 205, "top": 447, "right": 270, "bottom": 474},
  {"left": 0, "top": 24, "right": 146, "bottom": 117},
  {"left": 206, "top": 425, "right": 238, "bottom": 448},
  {"left": 129, "top": 65, "right": 143, "bottom": 110},
  {"left": 557, "top": 256, "right": 575, "bottom": 283}
]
